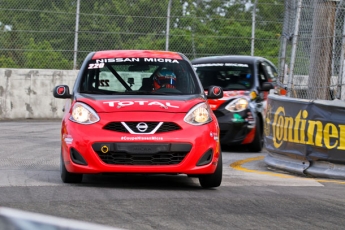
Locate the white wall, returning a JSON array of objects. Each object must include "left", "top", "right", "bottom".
[{"left": 0, "top": 69, "right": 78, "bottom": 120}]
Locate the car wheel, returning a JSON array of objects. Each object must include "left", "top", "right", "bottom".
[
  {"left": 198, "top": 152, "right": 223, "bottom": 188},
  {"left": 60, "top": 149, "right": 83, "bottom": 183},
  {"left": 247, "top": 118, "right": 263, "bottom": 152}
]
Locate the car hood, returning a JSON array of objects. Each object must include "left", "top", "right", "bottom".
[
  {"left": 75, "top": 94, "right": 207, "bottom": 113},
  {"left": 206, "top": 90, "right": 249, "bottom": 110}
]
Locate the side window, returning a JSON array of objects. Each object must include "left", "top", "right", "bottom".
[
  {"left": 263, "top": 61, "right": 278, "bottom": 82},
  {"left": 258, "top": 62, "right": 268, "bottom": 87}
]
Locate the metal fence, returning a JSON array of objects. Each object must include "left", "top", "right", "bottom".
[
  {"left": 0, "top": 0, "right": 284, "bottom": 70},
  {"left": 279, "top": 0, "right": 345, "bottom": 100}
]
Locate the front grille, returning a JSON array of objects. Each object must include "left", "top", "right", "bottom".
[
  {"left": 125, "top": 122, "right": 159, "bottom": 133},
  {"left": 103, "top": 122, "right": 181, "bottom": 133},
  {"left": 103, "top": 122, "right": 127, "bottom": 132},
  {"left": 96, "top": 152, "right": 188, "bottom": 165},
  {"left": 93, "top": 142, "right": 191, "bottom": 166},
  {"left": 156, "top": 123, "right": 181, "bottom": 133}
]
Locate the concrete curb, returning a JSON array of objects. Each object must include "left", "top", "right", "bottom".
[
  {"left": 265, "top": 153, "right": 345, "bottom": 180},
  {"left": 264, "top": 153, "right": 309, "bottom": 176}
]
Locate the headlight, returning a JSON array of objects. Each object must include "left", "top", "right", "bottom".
[
  {"left": 69, "top": 102, "right": 100, "bottom": 124},
  {"left": 184, "top": 103, "right": 212, "bottom": 125},
  {"left": 225, "top": 98, "right": 249, "bottom": 112}
]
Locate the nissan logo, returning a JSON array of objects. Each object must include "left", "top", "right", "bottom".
[{"left": 136, "top": 122, "right": 148, "bottom": 132}]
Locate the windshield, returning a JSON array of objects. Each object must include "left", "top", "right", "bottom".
[
  {"left": 193, "top": 63, "right": 254, "bottom": 90},
  {"left": 79, "top": 59, "right": 200, "bottom": 95}
]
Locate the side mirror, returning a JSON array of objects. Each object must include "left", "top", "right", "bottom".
[
  {"left": 53, "top": 85, "right": 72, "bottom": 99},
  {"left": 207, "top": 85, "right": 223, "bottom": 99},
  {"left": 260, "top": 82, "right": 275, "bottom": 91}
]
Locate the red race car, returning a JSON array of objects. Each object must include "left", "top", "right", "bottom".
[{"left": 53, "top": 50, "right": 224, "bottom": 188}]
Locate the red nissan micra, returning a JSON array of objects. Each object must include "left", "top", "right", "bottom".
[{"left": 53, "top": 50, "right": 224, "bottom": 188}]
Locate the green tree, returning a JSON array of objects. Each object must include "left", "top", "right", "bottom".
[
  {"left": 0, "top": 0, "right": 283, "bottom": 68},
  {"left": 0, "top": 55, "right": 19, "bottom": 68},
  {"left": 24, "top": 38, "right": 72, "bottom": 69}
]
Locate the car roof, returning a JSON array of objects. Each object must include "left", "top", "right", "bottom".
[
  {"left": 191, "top": 55, "right": 266, "bottom": 65},
  {"left": 92, "top": 50, "right": 185, "bottom": 60}
]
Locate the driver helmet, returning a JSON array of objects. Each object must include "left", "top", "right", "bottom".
[{"left": 153, "top": 69, "right": 177, "bottom": 90}]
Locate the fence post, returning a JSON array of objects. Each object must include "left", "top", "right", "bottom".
[
  {"left": 287, "top": 0, "right": 302, "bottom": 97},
  {"left": 307, "top": 0, "right": 336, "bottom": 100},
  {"left": 336, "top": 0, "right": 345, "bottom": 99},
  {"left": 165, "top": 0, "right": 172, "bottom": 51},
  {"left": 251, "top": 0, "right": 258, "bottom": 56},
  {"left": 73, "top": 0, "right": 80, "bottom": 70},
  {"left": 279, "top": 0, "right": 292, "bottom": 87}
]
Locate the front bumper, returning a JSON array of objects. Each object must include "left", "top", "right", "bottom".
[
  {"left": 61, "top": 112, "right": 221, "bottom": 175},
  {"left": 213, "top": 108, "right": 255, "bottom": 146}
]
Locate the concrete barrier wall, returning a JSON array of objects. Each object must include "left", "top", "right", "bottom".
[{"left": 0, "top": 68, "right": 78, "bottom": 120}]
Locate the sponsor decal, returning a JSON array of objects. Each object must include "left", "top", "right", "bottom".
[
  {"left": 121, "top": 136, "right": 163, "bottom": 141},
  {"left": 103, "top": 101, "right": 179, "bottom": 108},
  {"left": 206, "top": 90, "right": 247, "bottom": 106},
  {"left": 210, "top": 131, "right": 219, "bottom": 141},
  {"left": 223, "top": 91, "right": 246, "bottom": 97},
  {"left": 249, "top": 91, "right": 257, "bottom": 100},
  {"left": 143, "top": 58, "right": 179, "bottom": 63},
  {"left": 232, "top": 113, "right": 245, "bottom": 123},
  {"left": 96, "top": 58, "right": 140, "bottom": 63},
  {"left": 63, "top": 134, "right": 73, "bottom": 144},
  {"left": 95, "top": 58, "right": 179, "bottom": 64},
  {"left": 193, "top": 63, "right": 249, "bottom": 67},
  {"left": 267, "top": 106, "right": 345, "bottom": 150}
]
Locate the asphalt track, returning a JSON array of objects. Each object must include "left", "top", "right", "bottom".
[{"left": 0, "top": 120, "right": 344, "bottom": 230}]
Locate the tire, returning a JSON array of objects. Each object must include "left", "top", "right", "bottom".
[
  {"left": 198, "top": 152, "right": 223, "bottom": 188},
  {"left": 247, "top": 118, "right": 263, "bottom": 152},
  {"left": 60, "top": 150, "right": 83, "bottom": 183}
]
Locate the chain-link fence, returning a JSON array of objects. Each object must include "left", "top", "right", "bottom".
[
  {"left": 278, "top": 0, "right": 345, "bottom": 100},
  {"left": 0, "top": 0, "right": 284, "bottom": 70}
]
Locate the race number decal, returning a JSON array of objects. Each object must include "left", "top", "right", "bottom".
[{"left": 88, "top": 63, "right": 105, "bottom": 69}]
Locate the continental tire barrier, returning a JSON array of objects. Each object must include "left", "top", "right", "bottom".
[
  {"left": 264, "top": 92, "right": 345, "bottom": 179},
  {"left": 0, "top": 69, "right": 77, "bottom": 119}
]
